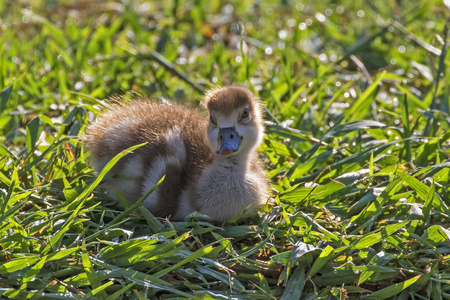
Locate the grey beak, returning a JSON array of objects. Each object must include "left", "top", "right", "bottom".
[{"left": 216, "top": 127, "right": 241, "bottom": 156}]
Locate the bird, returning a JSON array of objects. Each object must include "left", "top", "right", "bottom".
[{"left": 84, "top": 86, "right": 269, "bottom": 222}]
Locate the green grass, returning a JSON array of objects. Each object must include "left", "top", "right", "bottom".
[{"left": 1, "top": 0, "right": 450, "bottom": 299}]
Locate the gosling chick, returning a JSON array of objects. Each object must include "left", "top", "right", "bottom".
[{"left": 84, "top": 86, "right": 269, "bottom": 222}]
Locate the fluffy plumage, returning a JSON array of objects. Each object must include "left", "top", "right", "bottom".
[{"left": 84, "top": 86, "right": 269, "bottom": 222}]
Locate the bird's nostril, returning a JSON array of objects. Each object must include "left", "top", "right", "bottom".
[{"left": 220, "top": 135, "right": 223, "bottom": 140}]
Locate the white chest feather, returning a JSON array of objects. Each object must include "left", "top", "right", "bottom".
[{"left": 195, "top": 161, "right": 263, "bottom": 222}]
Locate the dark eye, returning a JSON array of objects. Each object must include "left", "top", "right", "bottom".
[
  {"left": 210, "top": 114, "right": 217, "bottom": 126},
  {"left": 241, "top": 108, "right": 250, "bottom": 120}
]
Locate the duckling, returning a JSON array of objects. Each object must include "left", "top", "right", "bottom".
[{"left": 84, "top": 86, "right": 269, "bottom": 222}]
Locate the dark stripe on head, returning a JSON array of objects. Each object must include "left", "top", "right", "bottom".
[{"left": 204, "top": 86, "right": 258, "bottom": 115}]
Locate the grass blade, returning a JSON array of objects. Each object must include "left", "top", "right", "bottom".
[{"left": 361, "top": 275, "right": 422, "bottom": 299}]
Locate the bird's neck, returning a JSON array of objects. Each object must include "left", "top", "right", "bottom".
[{"left": 212, "top": 153, "right": 251, "bottom": 171}]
